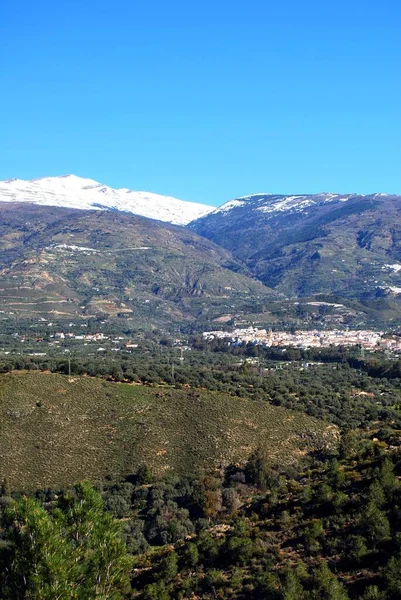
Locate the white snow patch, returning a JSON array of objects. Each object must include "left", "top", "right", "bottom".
[
  {"left": 236, "top": 193, "right": 273, "bottom": 200},
  {"left": 210, "top": 192, "right": 361, "bottom": 218},
  {"left": 382, "top": 264, "right": 401, "bottom": 273},
  {"left": 255, "top": 194, "right": 356, "bottom": 215},
  {"left": 379, "top": 286, "right": 401, "bottom": 294},
  {"left": 256, "top": 196, "right": 312, "bottom": 214},
  {"left": 215, "top": 199, "right": 247, "bottom": 214}
]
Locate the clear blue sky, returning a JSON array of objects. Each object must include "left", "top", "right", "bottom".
[{"left": 1, "top": 0, "right": 400, "bottom": 206}]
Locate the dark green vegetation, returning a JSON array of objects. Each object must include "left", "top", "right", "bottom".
[
  {"left": 191, "top": 194, "right": 401, "bottom": 321},
  {"left": 3, "top": 436, "right": 401, "bottom": 598},
  {"left": 0, "top": 482, "right": 131, "bottom": 599},
  {"left": 2, "top": 344, "right": 401, "bottom": 597},
  {"left": 0, "top": 202, "right": 273, "bottom": 328},
  {"left": 127, "top": 439, "right": 401, "bottom": 600},
  {"left": 2, "top": 337, "right": 401, "bottom": 430},
  {"left": 0, "top": 371, "right": 336, "bottom": 490},
  {"left": 4, "top": 193, "right": 401, "bottom": 596}
]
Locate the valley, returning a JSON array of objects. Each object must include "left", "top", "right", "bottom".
[
  {"left": 2, "top": 185, "right": 401, "bottom": 600},
  {"left": 2, "top": 3, "right": 399, "bottom": 596}
]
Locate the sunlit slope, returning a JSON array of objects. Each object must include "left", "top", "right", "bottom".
[
  {"left": 0, "top": 202, "right": 274, "bottom": 325},
  {"left": 0, "top": 372, "right": 337, "bottom": 489}
]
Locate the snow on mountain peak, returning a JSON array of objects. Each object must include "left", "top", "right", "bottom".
[
  {"left": 0, "top": 175, "right": 214, "bottom": 225},
  {"left": 208, "top": 192, "right": 362, "bottom": 218}
]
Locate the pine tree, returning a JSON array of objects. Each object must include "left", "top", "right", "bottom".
[
  {"left": 361, "top": 501, "right": 391, "bottom": 546},
  {"left": 1, "top": 482, "right": 132, "bottom": 599}
]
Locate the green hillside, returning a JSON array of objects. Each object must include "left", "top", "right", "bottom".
[{"left": 0, "top": 372, "right": 337, "bottom": 490}]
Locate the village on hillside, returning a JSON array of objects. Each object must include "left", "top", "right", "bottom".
[{"left": 203, "top": 327, "right": 401, "bottom": 351}]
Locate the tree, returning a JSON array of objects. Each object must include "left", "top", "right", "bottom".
[
  {"left": 157, "top": 551, "right": 178, "bottom": 583},
  {"left": 339, "top": 431, "right": 358, "bottom": 460},
  {"left": 361, "top": 585, "right": 386, "bottom": 600},
  {"left": 1, "top": 482, "right": 132, "bottom": 599},
  {"left": 361, "top": 501, "right": 391, "bottom": 547},
  {"left": 368, "top": 481, "right": 386, "bottom": 508},
  {"left": 376, "top": 457, "right": 399, "bottom": 498},
  {"left": 225, "top": 535, "right": 255, "bottom": 566},
  {"left": 182, "top": 543, "right": 199, "bottom": 568},
  {"left": 245, "top": 448, "right": 279, "bottom": 490},
  {"left": 347, "top": 535, "right": 368, "bottom": 564},
  {"left": 222, "top": 487, "right": 239, "bottom": 514},
  {"left": 0, "top": 477, "right": 10, "bottom": 497},
  {"left": 281, "top": 568, "right": 305, "bottom": 600},
  {"left": 384, "top": 553, "right": 401, "bottom": 598},
  {"left": 311, "top": 561, "right": 349, "bottom": 600},
  {"left": 1, "top": 495, "right": 71, "bottom": 599}
]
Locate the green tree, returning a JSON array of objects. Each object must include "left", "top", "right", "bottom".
[
  {"left": 1, "top": 496, "right": 71, "bottom": 599},
  {"left": 347, "top": 535, "right": 368, "bottom": 564},
  {"left": 204, "top": 568, "right": 226, "bottom": 594},
  {"left": 1, "top": 482, "right": 131, "bottom": 600},
  {"left": 245, "top": 448, "right": 278, "bottom": 490},
  {"left": 225, "top": 535, "right": 255, "bottom": 566},
  {"left": 361, "top": 585, "right": 386, "bottom": 600},
  {"left": 157, "top": 551, "right": 178, "bottom": 583},
  {"left": 311, "top": 561, "right": 349, "bottom": 600},
  {"left": 368, "top": 481, "right": 386, "bottom": 508},
  {"left": 384, "top": 553, "right": 401, "bottom": 598},
  {"left": 376, "top": 457, "right": 399, "bottom": 498},
  {"left": 361, "top": 501, "right": 391, "bottom": 546},
  {"left": 281, "top": 568, "right": 305, "bottom": 600},
  {"left": 182, "top": 543, "right": 199, "bottom": 568},
  {"left": 339, "top": 431, "right": 358, "bottom": 460}
]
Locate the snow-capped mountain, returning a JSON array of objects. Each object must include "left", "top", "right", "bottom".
[
  {"left": 190, "top": 191, "right": 401, "bottom": 299},
  {"left": 0, "top": 175, "right": 214, "bottom": 225},
  {"left": 206, "top": 192, "right": 389, "bottom": 218}
]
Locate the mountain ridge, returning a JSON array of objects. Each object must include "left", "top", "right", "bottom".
[
  {"left": 0, "top": 174, "right": 214, "bottom": 226},
  {"left": 0, "top": 201, "right": 274, "bottom": 326},
  {"left": 190, "top": 191, "right": 401, "bottom": 303},
  {"left": 202, "top": 191, "right": 393, "bottom": 219}
]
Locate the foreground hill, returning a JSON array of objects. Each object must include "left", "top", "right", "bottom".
[
  {"left": 0, "top": 202, "right": 273, "bottom": 326},
  {"left": 0, "top": 371, "right": 337, "bottom": 490},
  {"left": 0, "top": 174, "right": 214, "bottom": 225},
  {"left": 190, "top": 192, "right": 401, "bottom": 302}
]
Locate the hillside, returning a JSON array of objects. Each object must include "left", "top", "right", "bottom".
[
  {"left": 0, "top": 372, "right": 337, "bottom": 490},
  {"left": 0, "top": 202, "right": 274, "bottom": 327},
  {"left": 0, "top": 174, "right": 214, "bottom": 225},
  {"left": 190, "top": 193, "right": 401, "bottom": 304}
]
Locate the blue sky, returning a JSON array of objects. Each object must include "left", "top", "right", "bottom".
[{"left": 1, "top": 0, "right": 400, "bottom": 206}]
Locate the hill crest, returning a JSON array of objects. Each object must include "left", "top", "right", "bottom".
[{"left": 0, "top": 174, "right": 214, "bottom": 225}]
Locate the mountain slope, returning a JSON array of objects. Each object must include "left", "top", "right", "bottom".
[
  {"left": 190, "top": 192, "right": 401, "bottom": 300},
  {"left": 0, "top": 202, "right": 274, "bottom": 326},
  {"left": 0, "top": 371, "right": 338, "bottom": 489},
  {"left": 0, "top": 175, "right": 214, "bottom": 225}
]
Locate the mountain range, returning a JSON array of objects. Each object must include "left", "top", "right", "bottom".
[
  {"left": 0, "top": 175, "right": 213, "bottom": 225},
  {"left": 1, "top": 177, "right": 401, "bottom": 328},
  {"left": 191, "top": 192, "right": 401, "bottom": 301},
  {"left": 0, "top": 202, "right": 272, "bottom": 327}
]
